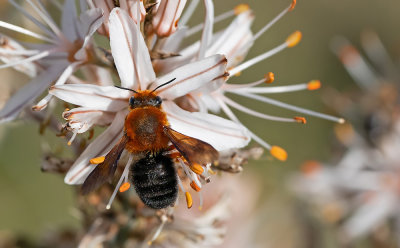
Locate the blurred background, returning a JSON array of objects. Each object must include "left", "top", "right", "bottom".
[{"left": 0, "top": 0, "right": 400, "bottom": 247}]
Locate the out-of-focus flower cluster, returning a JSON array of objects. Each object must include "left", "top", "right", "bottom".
[
  {"left": 289, "top": 31, "right": 400, "bottom": 247},
  {"left": 0, "top": 0, "right": 342, "bottom": 246}
]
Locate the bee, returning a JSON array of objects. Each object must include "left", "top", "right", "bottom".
[{"left": 81, "top": 78, "right": 219, "bottom": 209}]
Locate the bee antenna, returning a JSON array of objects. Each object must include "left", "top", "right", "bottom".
[
  {"left": 114, "top": 85, "right": 138, "bottom": 93},
  {"left": 151, "top": 78, "right": 176, "bottom": 93}
]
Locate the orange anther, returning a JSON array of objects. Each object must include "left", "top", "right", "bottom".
[
  {"left": 264, "top": 72, "right": 275, "bottom": 84},
  {"left": 119, "top": 182, "right": 131, "bottom": 192},
  {"left": 307, "top": 80, "right": 321, "bottom": 90},
  {"left": 289, "top": 0, "right": 296, "bottom": 11},
  {"left": 286, "top": 31, "right": 302, "bottom": 47},
  {"left": 90, "top": 156, "right": 105, "bottom": 164},
  {"left": 190, "top": 181, "right": 201, "bottom": 192},
  {"left": 294, "top": 116, "right": 307, "bottom": 124},
  {"left": 174, "top": 19, "right": 179, "bottom": 27},
  {"left": 190, "top": 163, "right": 205, "bottom": 175},
  {"left": 234, "top": 4, "right": 250, "bottom": 15},
  {"left": 185, "top": 192, "right": 193, "bottom": 209},
  {"left": 270, "top": 146, "right": 288, "bottom": 161},
  {"left": 64, "top": 108, "right": 70, "bottom": 112},
  {"left": 300, "top": 160, "right": 321, "bottom": 175}
]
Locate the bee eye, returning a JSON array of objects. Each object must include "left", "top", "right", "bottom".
[
  {"left": 129, "top": 97, "right": 135, "bottom": 107},
  {"left": 155, "top": 96, "right": 162, "bottom": 106}
]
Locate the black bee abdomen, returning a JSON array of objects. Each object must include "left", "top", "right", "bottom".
[{"left": 131, "top": 153, "right": 178, "bottom": 209}]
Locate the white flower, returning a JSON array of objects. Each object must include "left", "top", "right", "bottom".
[
  {"left": 152, "top": 0, "right": 344, "bottom": 160},
  {"left": 0, "top": 0, "right": 104, "bottom": 122},
  {"left": 50, "top": 9, "right": 250, "bottom": 211}
]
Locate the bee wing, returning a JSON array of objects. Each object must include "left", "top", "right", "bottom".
[
  {"left": 163, "top": 126, "right": 219, "bottom": 166},
  {"left": 81, "top": 135, "right": 129, "bottom": 195}
]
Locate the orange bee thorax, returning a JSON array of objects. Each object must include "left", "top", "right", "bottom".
[{"left": 124, "top": 91, "right": 170, "bottom": 153}]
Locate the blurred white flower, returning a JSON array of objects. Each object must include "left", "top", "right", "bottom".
[
  {"left": 291, "top": 31, "right": 400, "bottom": 245},
  {"left": 0, "top": 0, "right": 104, "bottom": 122}
]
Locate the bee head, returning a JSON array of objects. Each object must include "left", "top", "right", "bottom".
[
  {"left": 115, "top": 78, "right": 175, "bottom": 109},
  {"left": 129, "top": 91, "right": 162, "bottom": 109}
]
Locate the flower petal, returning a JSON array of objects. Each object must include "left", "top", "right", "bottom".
[
  {"left": 0, "top": 35, "right": 38, "bottom": 77},
  {"left": 81, "top": 65, "right": 114, "bottom": 86},
  {"left": 206, "top": 10, "right": 254, "bottom": 68},
  {"left": 74, "top": 8, "right": 104, "bottom": 60},
  {"left": 109, "top": 8, "right": 155, "bottom": 89},
  {"left": 49, "top": 84, "right": 130, "bottom": 111},
  {"left": 152, "top": 0, "right": 187, "bottom": 37},
  {"left": 154, "top": 54, "right": 227, "bottom": 99},
  {"left": 33, "top": 61, "right": 82, "bottom": 111},
  {"left": 163, "top": 101, "right": 250, "bottom": 150},
  {"left": 197, "top": 0, "right": 214, "bottom": 59},
  {"left": 63, "top": 107, "right": 114, "bottom": 133},
  {"left": 61, "top": 0, "right": 79, "bottom": 42},
  {"left": 119, "top": 0, "right": 146, "bottom": 23},
  {"left": 64, "top": 110, "right": 126, "bottom": 184},
  {"left": 343, "top": 192, "right": 397, "bottom": 239},
  {"left": 0, "top": 62, "right": 68, "bottom": 123}
]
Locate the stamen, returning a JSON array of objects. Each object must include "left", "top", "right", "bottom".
[
  {"left": 177, "top": 174, "right": 186, "bottom": 193},
  {"left": 89, "top": 156, "right": 105, "bottom": 164},
  {"left": 228, "top": 41, "right": 288, "bottom": 76},
  {"left": 289, "top": 0, "right": 297, "bottom": 11},
  {"left": 148, "top": 216, "right": 167, "bottom": 245},
  {"left": 270, "top": 146, "right": 288, "bottom": 161},
  {"left": 198, "top": 191, "right": 204, "bottom": 210},
  {"left": 234, "top": 4, "right": 250, "bottom": 15},
  {"left": 233, "top": 82, "right": 312, "bottom": 94},
  {"left": 294, "top": 116, "right": 307, "bottom": 124},
  {"left": 0, "top": 21, "right": 54, "bottom": 43},
  {"left": 222, "top": 95, "right": 298, "bottom": 122},
  {"left": 222, "top": 78, "right": 266, "bottom": 90},
  {"left": 0, "top": 50, "right": 50, "bottom": 69},
  {"left": 178, "top": 158, "right": 198, "bottom": 183},
  {"left": 190, "top": 181, "right": 201, "bottom": 192},
  {"left": 106, "top": 154, "right": 134, "bottom": 209},
  {"left": 307, "top": 80, "right": 321, "bottom": 90},
  {"left": 67, "top": 132, "right": 77, "bottom": 146},
  {"left": 231, "top": 91, "right": 345, "bottom": 123},
  {"left": 185, "top": 192, "right": 193, "bottom": 209},
  {"left": 119, "top": 182, "right": 131, "bottom": 192},
  {"left": 190, "top": 163, "right": 205, "bottom": 175},
  {"left": 265, "top": 72, "right": 275, "bottom": 84},
  {"left": 0, "top": 48, "right": 40, "bottom": 55},
  {"left": 216, "top": 97, "right": 274, "bottom": 150},
  {"left": 9, "top": 0, "right": 57, "bottom": 40},
  {"left": 253, "top": 2, "right": 296, "bottom": 41},
  {"left": 185, "top": 3, "right": 240, "bottom": 37},
  {"left": 286, "top": 31, "right": 302, "bottom": 47},
  {"left": 192, "top": 172, "right": 202, "bottom": 189},
  {"left": 25, "top": 0, "right": 63, "bottom": 38}
]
